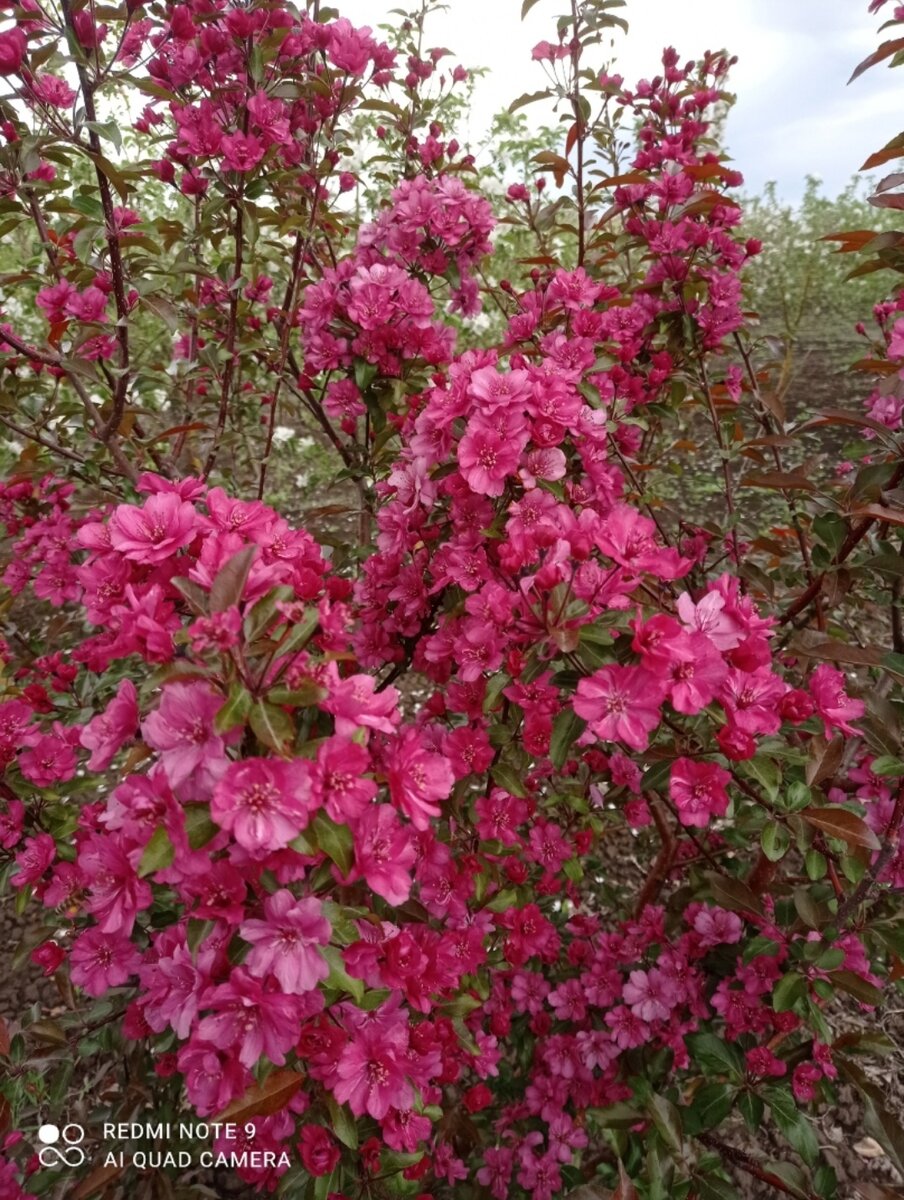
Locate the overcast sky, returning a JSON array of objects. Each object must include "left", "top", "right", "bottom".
[{"left": 336, "top": 0, "right": 901, "bottom": 203}]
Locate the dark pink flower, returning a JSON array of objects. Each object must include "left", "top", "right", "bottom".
[{"left": 298, "top": 1125, "right": 340, "bottom": 1176}]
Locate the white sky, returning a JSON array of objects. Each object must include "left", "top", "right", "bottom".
[{"left": 336, "top": 0, "right": 902, "bottom": 201}]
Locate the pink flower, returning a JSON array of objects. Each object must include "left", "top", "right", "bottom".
[
  {"left": 352, "top": 804, "right": 416, "bottom": 905},
  {"left": 80, "top": 679, "right": 139, "bottom": 770},
  {"left": 11, "top": 832, "right": 56, "bottom": 888},
  {"left": 65, "top": 286, "right": 108, "bottom": 323},
  {"left": 386, "top": 728, "right": 454, "bottom": 830},
  {"left": 327, "top": 18, "right": 376, "bottom": 75},
  {"left": 221, "top": 131, "right": 266, "bottom": 172},
  {"left": 178, "top": 1041, "right": 251, "bottom": 1116},
  {"left": 240, "top": 890, "right": 331, "bottom": 993},
  {"left": 809, "top": 664, "right": 865, "bottom": 737},
  {"left": 197, "top": 968, "right": 301, "bottom": 1067},
  {"left": 211, "top": 758, "right": 314, "bottom": 855},
  {"left": 0, "top": 798, "right": 24, "bottom": 849},
  {"left": 70, "top": 928, "right": 141, "bottom": 996},
  {"left": 574, "top": 665, "right": 665, "bottom": 751},
  {"left": 142, "top": 682, "right": 227, "bottom": 787},
  {"left": 80, "top": 833, "right": 152, "bottom": 935},
  {"left": 719, "top": 668, "right": 786, "bottom": 736},
  {"left": 333, "top": 1023, "right": 413, "bottom": 1118},
  {"left": 669, "top": 758, "right": 731, "bottom": 828},
  {"left": 109, "top": 493, "right": 198, "bottom": 563},
  {"left": 322, "top": 667, "right": 400, "bottom": 737},
  {"left": 622, "top": 968, "right": 678, "bottom": 1022},
  {"left": 30, "top": 73, "right": 77, "bottom": 108},
  {"left": 667, "top": 632, "right": 728, "bottom": 715},
  {"left": 475, "top": 788, "right": 528, "bottom": 846},
  {"left": 457, "top": 422, "right": 524, "bottom": 496},
  {"left": 0, "top": 29, "right": 28, "bottom": 75},
  {"left": 18, "top": 728, "right": 77, "bottom": 786},
  {"left": 311, "top": 736, "right": 376, "bottom": 824}
]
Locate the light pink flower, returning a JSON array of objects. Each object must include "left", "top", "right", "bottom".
[
  {"left": 457, "top": 422, "right": 525, "bottom": 496},
  {"left": 211, "top": 758, "right": 314, "bottom": 855},
  {"left": 109, "top": 493, "right": 198, "bottom": 563},
  {"left": 386, "top": 728, "right": 454, "bottom": 830},
  {"left": 322, "top": 667, "right": 400, "bottom": 737},
  {"left": 80, "top": 679, "right": 139, "bottom": 770},
  {"left": 809, "top": 664, "right": 865, "bottom": 737},
  {"left": 352, "top": 804, "right": 416, "bottom": 905},
  {"left": 142, "top": 681, "right": 227, "bottom": 787},
  {"left": 70, "top": 928, "right": 141, "bottom": 996},
  {"left": 240, "top": 890, "right": 331, "bottom": 993},
  {"left": 669, "top": 758, "right": 731, "bottom": 828},
  {"left": 333, "top": 1023, "right": 413, "bottom": 1118},
  {"left": 622, "top": 967, "right": 677, "bottom": 1022},
  {"left": 197, "top": 968, "right": 301, "bottom": 1067},
  {"left": 574, "top": 665, "right": 665, "bottom": 751}
]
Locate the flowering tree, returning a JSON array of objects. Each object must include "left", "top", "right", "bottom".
[{"left": 1, "top": 1, "right": 904, "bottom": 1199}]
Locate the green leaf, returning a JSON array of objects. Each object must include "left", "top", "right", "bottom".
[
  {"left": 266, "top": 681, "right": 327, "bottom": 708},
  {"left": 243, "top": 585, "right": 295, "bottom": 642},
  {"left": 870, "top": 755, "right": 904, "bottom": 777},
  {"left": 695, "top": 1178, "right": 742, "bottom": 1200},
  {"left": 491, "top": 762, "right": 527, "bottom": 798},
  {"left": 508, "top": 88, "right": 553, "bottom": 113},
  {"left": 805, "top": 850, "right": 828, "bottom": 880},
  {"left": 210, "top": 544, "right": 258, "bottom": 612},
  {"left": 310, "top": 812, "right": 354, "bottom": 876},
  {"left": 325, "top": 1095, "right": 358, "bottom": 1150},
  {"left": 185, "top": 805, "right": 218, "bottom": 850},
  {"left": 813, "top": 514, "right": 846, "bottom": 555},
  {"left": 250, "top": 701, "right": 294, "bottom": 753},
  {"left": 772, "top": 972, "right": 808, "bottom": 1012},
  {"left": 737, "top": 1091, "right": 764, "bottom": 1133},
  {"left": 764, "top": 1087, "right": 820, "bottom": 1167},
  {"left": 520, "top": 0, "right": 544, "bottom": 18},
  {"left": 761, "top": 820, "right": 790, "bottom": 862},
  {"left": 685, "top": 1034, "right": 744, "bottom": 1081},
  {"left": 138, "top": 826, "right": 175, "bottom": 877},
  {"left": 321, "top": 944, "right": 364, "bottom": 1003},
  {"left": 215, "top": 684, "right": 253, "bottom": 733},
  {"left": 742, "top": 756, "right": 781, "bottom": 800},
  {"left": 685, "top": 1082, "right": 735, "bottom": 1134},
  {"left": 647, "top": 1093, "right": 683, "bottom": 1152},
  {"left": 274, "top": 607, "right": 320, "bottom": 659},
  {"left": 550, "top": 708, "right": 587, "bottom": 769}
]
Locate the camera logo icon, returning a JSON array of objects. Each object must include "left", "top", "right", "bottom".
[{"left": 37, "top": 1123, "right": 86, "bottom": 1168}]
